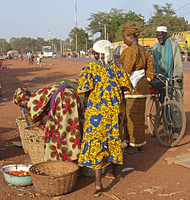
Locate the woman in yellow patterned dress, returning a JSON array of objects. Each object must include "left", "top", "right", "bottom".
[{"left": 77, "top": 40, "right": 132, "bottom": 197}]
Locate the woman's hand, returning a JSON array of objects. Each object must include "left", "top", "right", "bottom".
[{"left": 41, "top": 114, "right": 49, "bottom": 125}]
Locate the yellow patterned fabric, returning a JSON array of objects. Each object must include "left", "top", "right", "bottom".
[
  {"left": 122, "top": 22, "right": 140, "bottom": 36},
  {"left": 77, "top": 61, "right": 132, "bottom": 169},
  {"left": 125, "top": 98, "right": 147, "bottom": 147}
]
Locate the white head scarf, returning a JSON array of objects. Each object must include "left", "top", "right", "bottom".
[
  {"left": 156, "top": 26, "right": 167, "bottom": 32},
  {"left": 93, "top": 40, "right": 113, "bottom": 65}
]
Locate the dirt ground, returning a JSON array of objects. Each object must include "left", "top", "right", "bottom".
[{"left": 0, "top": 58, "right": 190, "bottom": 200}]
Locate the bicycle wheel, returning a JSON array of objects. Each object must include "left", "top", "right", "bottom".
[
  {"left": 147, "top": 95, "right": 160, "bottom": 135},
  {"left": 154, "top": 100, "right": 186, "bottom": 147}
]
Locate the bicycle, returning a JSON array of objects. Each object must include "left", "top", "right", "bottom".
[{"left": 147, "top": 73, "right": 186, "bottom": 147}]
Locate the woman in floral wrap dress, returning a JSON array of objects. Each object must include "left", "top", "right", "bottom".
[{"left": 13, "top": 84, "right": 83, "bottom": 162}]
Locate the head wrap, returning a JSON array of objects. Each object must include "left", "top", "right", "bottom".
[
  {"left": 122, "top": 22, "right": 140, "bottom": 36},
  {"left": 156, "top": 26, "right": 167, "bottom": 32},
  {"left": 93, "top": 40, "right": 113, "bottom": 65},
  {"left": 13, "top": 88, "right": 28, "bottom": 105}
]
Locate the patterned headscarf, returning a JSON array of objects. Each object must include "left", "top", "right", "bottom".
[
  {"left": 13, "top": 88, "right": 28, "bottom": 105},
  {"left": 122, "top": 22, "right": 140, "bottom": 37}
]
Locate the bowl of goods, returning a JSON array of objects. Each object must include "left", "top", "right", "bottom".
[{"left": 0, "top": 164, "right": 32, "bottom": 186}]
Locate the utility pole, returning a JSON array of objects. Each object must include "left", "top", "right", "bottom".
[
  {"left": 60, "top": 40, "right": 62, "bottom": 55},
  {"left": 48, "top": 29, "right": 51, "bottom": 40},
  {"left": 86, "top": 38, "right": 88, "bottom": 53},
  {"left": 104, "top": 24, "right": 106, "bottom": 40},
  {"left": 76, "top": 34, "right": 78, "bottom": 52},
  {"left": 74, "top": 0, "right": 78, "bottom": 28}
]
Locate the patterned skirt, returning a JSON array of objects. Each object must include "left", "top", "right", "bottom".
[{"left": 125, "top": 98, "right": 146, "bottom": 147}]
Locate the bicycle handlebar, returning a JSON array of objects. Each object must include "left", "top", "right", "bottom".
[{"left": 155, "top": 73, "right": 182, "bottom": 83}]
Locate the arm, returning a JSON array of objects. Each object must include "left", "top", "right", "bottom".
[
  {"left": 171, "top": 41, "right": 183, "bottom": 79},
  {"left": 77, "top": 63, "right": 94, "bottom": 95},
  {"left": 145, "top": 51, "right": 154, "bottom": 81}
]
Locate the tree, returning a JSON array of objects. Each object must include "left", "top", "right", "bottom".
[
  {"left": 86, "top": 9, "right": 145, "bottom": 42},
  {"left": 69, "top": 27, "right": 89, "bottom": 51},
  {"left": 0, "top": 39, "right": 11, "bottom": 55},
  {"left": 146, "top": 3, "right": 190, "bottom": 37},
  {"left": 86, "top": 11, "right": 110, "bottom": 37},
  {"left": 113, "top": 11, "right": 145, "bottom": 41}
]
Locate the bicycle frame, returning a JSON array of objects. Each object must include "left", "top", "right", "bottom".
[
  {"left": 152, "top": 73, "right": 186, "bottom": 147},
  {"left": 156, "top": 74, "right": 173, "bottom": 131}
]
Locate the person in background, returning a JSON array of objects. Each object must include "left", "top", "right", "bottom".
[
  {"left": 120, "top": 22, "right": 154, "bottom": 155},
  {"left": 152, "top": 26, "right": 184, "bottom": 106},
  {"left": 13, "top": 83, "right": 83, "bottom": 162},
  {"left": 37, "top": 52, "right": 43, "bottom": 66},
  {"left": 77, "top": 40, "right": 132, "bottom": 197},
  {"left": 53, "top": 51, "right": 57, "bottom": 59},
  {"left": 183, "top": 40, "right": 188, "bottom": 62},
  {"left": 27, "top": 52, "right": 34, "bottom": 65}
]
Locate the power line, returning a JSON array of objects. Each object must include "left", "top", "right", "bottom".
[
  {"left": 179, "top": 11, "right": 190, "bottom": 17},
  {"left": 175, "top": 2, "right": 190, "bottom": 12}
]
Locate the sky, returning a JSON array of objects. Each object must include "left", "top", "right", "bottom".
[{"left": 0, "top": 0, "right": 190, "bottom": 41}]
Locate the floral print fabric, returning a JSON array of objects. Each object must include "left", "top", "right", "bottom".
[
  {"left": 27, "top": 85, "right": 82, "bottom": 161},
  {"left": 77, "top": 61, "right": 132, "bottom": 169}
]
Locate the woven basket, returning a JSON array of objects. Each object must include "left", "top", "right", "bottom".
[
  {"left": 24, "top": 126, "right": 45, "bottom": 164},
  {"left": 29, "top": 161, "right": 79, "bottom": 196},
  {"left": 16, "top": 117, "right": 28, "bottom": 153}
]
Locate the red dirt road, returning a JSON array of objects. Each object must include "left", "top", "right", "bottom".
[{"left": 0, "top": 58, "right": 190, "bottom": 200}]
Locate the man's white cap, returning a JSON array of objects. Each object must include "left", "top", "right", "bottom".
[{"left": 156, "top": 26, "right": 167, "bottom": 32}]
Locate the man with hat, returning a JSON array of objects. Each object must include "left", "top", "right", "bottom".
[
  {"left": 152, "top": 25, "right": 184, "bottom": 106},
  {"left": 152, "top": 26, "right": 184, "bottom": 137}
]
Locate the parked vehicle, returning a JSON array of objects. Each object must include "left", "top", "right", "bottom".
[
  {"left": 7, "top": 50, "right": 19, "bottom": 59},
  {"left": 113, "top": 44, "right": 127, "bottom": 66},
  {"left": 42, "top": 46, "right": 53, "bottom": 58}
]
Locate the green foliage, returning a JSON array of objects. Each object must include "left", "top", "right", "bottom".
[
  {"left": 8, "top": 37, "right": 48, "bottom": 53},
  {"left": 69, "top": 27, "right": 90, "bottom": 51},
  {"left": 0, "top": 39, "right": 11, "bottom": 55},
  {"left": 146, "top": 3, "right": 190, "bottom": 37},
  {"left": 86, "top": 9, "right": 144, "bottom": 42}
]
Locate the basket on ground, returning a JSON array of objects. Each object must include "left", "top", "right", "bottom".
[
  {"left": 16, "top": 117, "right": 28, "bottom": 153},
  {"left": 24, "top": 126, "right": 45, "bottom": 164},
  {"left": 29, "top": 161, "right": 79, "bottom": 196}
]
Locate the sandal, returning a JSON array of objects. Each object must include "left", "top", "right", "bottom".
[
  {"left": 93, "top": 189, "right": 102, "bottom": 197},
  {"left": 93, "top": 185, "right": 103, "bottom": 197},
  {"left": 105, "top": 172, "right": 123, "bottom": 179},
  {"left": 113, "top": 173, "right": 123, "bottom": 180},
  {"left": 105, "top": 172, "right": 115, "bottom": 179}
]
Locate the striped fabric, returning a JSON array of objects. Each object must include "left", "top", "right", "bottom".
[
  {"left": 125, "top": 98, "right": 146, "bottom": 147},
  {"left": 120, "top": 44, "right": 154, "bottom": 90},
  {"left": 120, "top": 44, "right": 154, "bottom": 147}
]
